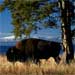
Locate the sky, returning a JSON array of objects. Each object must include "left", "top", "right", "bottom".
[
  {"left": 0, "top": 0, "right": 62, "bottom": 39},
  {"left": 0, "top": 8, "right": 13, "bottom": 33},
  {"left": 0, "top": 8, "right": 14, "bottom": 37},
  {"left": 0, "top": 0, "right": 75, "bottom": 42},
  {"left": 0, "top": 0, "right": 74, "bottom": 40},
  {"left": 0, "top": 7, "right": 61, "bottom": 38},
  {"left": 0, "top": 0, "right": 14, "bottom": 37}
]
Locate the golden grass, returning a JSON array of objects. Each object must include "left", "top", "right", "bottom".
[{"left": 0, "top": 55, "right": 75, "bottom": 75}]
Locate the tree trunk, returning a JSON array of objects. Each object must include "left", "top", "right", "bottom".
[
  {"left": 62, "top": 23, "right": 74, "bottom": 63},
  {"left": 59, "top": 0, "right": 74, "bottom": 63}
]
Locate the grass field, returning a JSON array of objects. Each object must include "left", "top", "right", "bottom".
[{"left": 0, "top": 54, "right": 75, "bottom": 75}]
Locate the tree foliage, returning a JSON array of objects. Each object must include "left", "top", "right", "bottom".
[
  {"left": 0, "top": 0, "right": 58, "bottom": 38},
  {"left": 0, "top": 0, "right": 74, "bottom": 38}
]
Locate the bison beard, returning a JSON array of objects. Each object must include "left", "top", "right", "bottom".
[{"left": 6, "top": 38, "right": 61, "bottom": 63}]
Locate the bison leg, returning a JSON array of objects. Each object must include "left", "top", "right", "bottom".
[{"left": 55, "top": 56, "right": 61, "bottom": 63}]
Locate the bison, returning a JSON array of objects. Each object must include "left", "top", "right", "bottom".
[{"left": 6, "top": 38, "right": 61, "bottom": 63}]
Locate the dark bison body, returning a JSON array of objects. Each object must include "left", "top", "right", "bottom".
[{"left": 6, "top": 38, "right": 61, "bottom": 63}]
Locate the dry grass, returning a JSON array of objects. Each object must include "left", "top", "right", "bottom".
[{"left": 0, "top": 55, "right": 75, "bottom": 75}]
